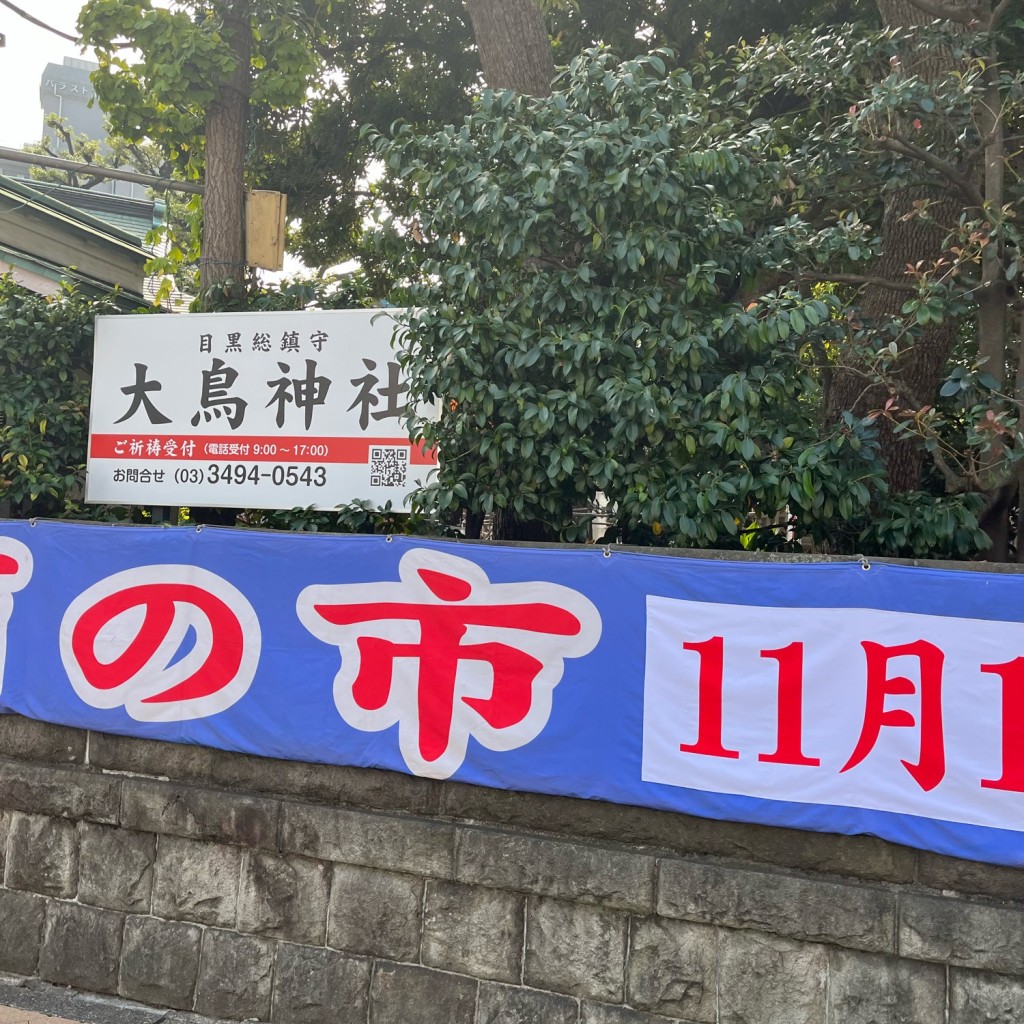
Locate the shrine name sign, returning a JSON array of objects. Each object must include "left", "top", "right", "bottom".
[
  {"left": 85, "top": 308, "right": 436, "bottom": 510},
  {"left": 0, "top": 519, "right": 1021, "bottom": 867}
]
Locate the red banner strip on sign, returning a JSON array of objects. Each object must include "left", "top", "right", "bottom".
[{"left": 89, "top": 435, "right": 438, "bottom": 466}]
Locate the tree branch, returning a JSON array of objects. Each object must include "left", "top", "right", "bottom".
[
  {"left": 987, "top": 0, "right": 1014, "bottom": 31},
  {"left": 53, "top": 122, "right": 78, "bottom": 159},
  {"left": 877, "top": 136, "right": 985, "bottom": 208},
  {"left": 929, "top": 443, "right": 970, "bottom": 492}
]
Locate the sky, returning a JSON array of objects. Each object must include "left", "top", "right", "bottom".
[{"left": 0, "top": 0, "right": 96, "bottom": 148}]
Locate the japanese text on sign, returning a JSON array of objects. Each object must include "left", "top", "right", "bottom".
[{"left": 86, "top": 309, "right": 437, "bottom": 510}]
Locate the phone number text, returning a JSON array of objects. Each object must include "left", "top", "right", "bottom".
[{"left": 173, "top": 464, "right": 328, "bottom": 487}]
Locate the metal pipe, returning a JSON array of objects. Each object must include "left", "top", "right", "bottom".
[{"left": 0, "top": 146, "right": 204, "bottom": 195}]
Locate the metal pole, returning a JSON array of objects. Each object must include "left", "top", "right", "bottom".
[{"left": 0, "top": 146, "right": 204, "bottom": 196}]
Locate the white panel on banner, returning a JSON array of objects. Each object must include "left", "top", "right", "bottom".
[
  {"left": 85, "top": 308, "right": 437, "bottom": 509},
  {"left": 642, "top": 597, "right": 1024, "bottom": 831}
]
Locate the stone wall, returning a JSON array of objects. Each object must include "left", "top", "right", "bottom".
[{"left": 0, "top": 713, "right": 1022, "bottom": 1024}]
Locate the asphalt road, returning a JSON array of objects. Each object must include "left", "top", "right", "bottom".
[{"left": 0, "top": 978, "right": 222, "bottom": 1024}]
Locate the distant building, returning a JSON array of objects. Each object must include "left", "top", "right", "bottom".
[
  {"left": 40, "top": 57, "right": 105, "bottom": 149},
  {"left": 0, "top": 57, "right": 148, "bottom": 202},
  {"left": 42, "top": 57, "right": 147, "bottom": 201}
]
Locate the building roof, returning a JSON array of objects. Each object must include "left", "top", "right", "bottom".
[
  {"left": 0, "top": 173, "right": 150, "bottom": 304},
  {"left": 22, "top": 179, "right": 162, "bottom": 243}
]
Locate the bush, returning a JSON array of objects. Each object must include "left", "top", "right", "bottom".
[
  {"left": 374, "top": 49, "right": 889, "bottom": 550},
  {"left": 0, "top": 277, "right": 120, "bottom": 519}
]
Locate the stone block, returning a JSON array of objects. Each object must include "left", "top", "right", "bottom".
[
  {"left": 672, "top": 817, "right": 914, "bottom": 885},
  {"left": 456, "top": 827, "right": 655, "bottom": 913},
  {"left": 236, "top": 849, "right": 330, "bottom": 945},
  {"left": 0, "top": 889, "right": 45, "bottom": 975},
  {"left": 89, "top": 732, "right": 221, "bottom": 781},
  {"left": 918, "top": 851, "right": 1024, "bottom": 903},
  {"left": 272, "top": 943, "right": 371, "bottom": 1024},
  {"left": 441, "top": 783, "right": 585, "bottom": 835},
  {"left": 369, "top": 962, "right": 476, "bottom": 1024},
  {"left": 440, "top": 782, "right": 915, "bottom": 885},
  {"left": 717, "top": 929, "right": 827, "bottom": 1024},
  {"left": 89, "top": 731, "right": 440, "bottom": 815},
  {"left": 949, "top": 968, "right": 1024, "bottom": 1023},
  {"left": 281, "top": 802, "right": 454, "bottom": 878},
  {"left": 422, "top": 881, "right": 524, "bottom": 983},
  {"left": 524, "top": 896, "right": 627, "bottom": 1002},
  {"left": 476, "top": 981, "right": 578, "bottom": 1024},
  {"left": 194, "top": 928, "right": 274, "bottom": 1021},
  {"left": 279, "top": 762, "right": 440, "bottom": 817},
  {"left": 658, "top": 859, "right": 894, "bottom": 954},
  {"left": 38, "top": 901, "right": 124, "bottom": 994},
  {"left": 0, "top": 715, "right": 85, "bottom": 764},
  {"left": 78, "top": 823, "right": 155, "bottom": 913},
  {"left": 5, "top": 812, "right": 78, "bottom": 897},
  {"left": 119, "top": 915, "right": 201, "bottom": 1010},
  {"left": 328, "top": 863, "right": 423, "bottom": 961},
  {"left": 899, "top": 892, "right": 1024, "bottom": 973},
  {"left": 152, "top": 834, "right": 240, "bottom": 927},
  {"left": 581, "top": 1003, "right": 690, "bottom": 1024},
  {"left": 209, "top": 752, "right": 441, "bottom": 818},
  {"left": 0, "top": 759, "right": 120, "bottom": 823},
  {"left": 120, "top": 777, "right": 278, "bottom": 848},
  {"left": 828, "top": 948, "right": 945, "bottom": 1024},
  {"left": 626, "top": 917, "right": 716, "bottom": 1022}
]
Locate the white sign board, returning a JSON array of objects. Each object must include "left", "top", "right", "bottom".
[{"left": 86, "top": 309, "right": 437, "bottom": 510}]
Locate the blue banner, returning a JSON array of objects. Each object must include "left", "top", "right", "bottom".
[{"left": 1, "top": 519, "right": 1022, "bottom": 867}]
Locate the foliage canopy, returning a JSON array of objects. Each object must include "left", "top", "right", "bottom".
[
  {"left": 376, "top": 51, "right": 887, "bottom": 550},
  {"left": 373, "top": 36, "right": 1008, "bottom": 557}
]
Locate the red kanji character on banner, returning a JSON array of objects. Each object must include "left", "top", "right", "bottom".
[
  {"left": 297, "top": 549, "right": 602, "bottom": 779},
  {"left": 0, "top": 537, "right": 33, "bottom": 697},
  {"left": 841, "top": 639, "right": 946, "bottom": 791},
  {"left": 60, "top": 565, "right": 261, "bottom": 722}
]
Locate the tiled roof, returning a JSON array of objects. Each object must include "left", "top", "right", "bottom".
[{"left": 16, "top": 178, "right": 158, "bottom": 244}]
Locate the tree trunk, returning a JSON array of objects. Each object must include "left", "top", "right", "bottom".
[
  {"left": 824, "top": 0, "right": 973, "bottom": 495},
  {"left": 823, "top": 185, "right": 962, "bottom": 492},
  {"left": 199, "top": 0, "right": 251, "bottom": 300},
  {"left": 464, "top": 0, "right": 554, "bottom": 96},
  {"left": 976, "top": 54, "right": 1010, "bottom": 556},
  {"left": 193, "top": 0, "right": 250, "bottom": 526},
  {"left": 464, "top": 0, "right": 558, "bottom": 541}
]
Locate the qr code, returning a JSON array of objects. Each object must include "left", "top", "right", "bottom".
[{"left": 370, "top": 446, "right": 409, "bottom": 488}]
